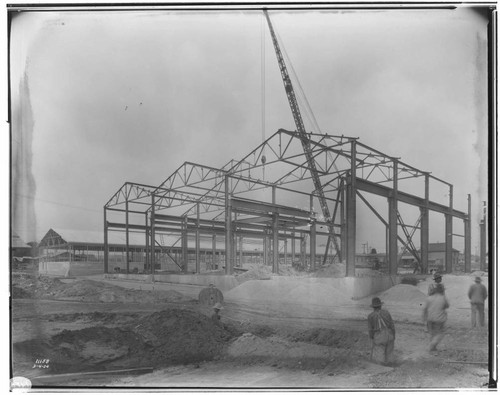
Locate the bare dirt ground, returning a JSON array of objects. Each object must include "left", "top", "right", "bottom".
[{"left": 10, "top": 265, "right": 492, "bottom": 390}]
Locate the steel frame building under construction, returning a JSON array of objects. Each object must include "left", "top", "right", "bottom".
[{"left": 104, "top": 127, "right": 472, "bottom": 277}]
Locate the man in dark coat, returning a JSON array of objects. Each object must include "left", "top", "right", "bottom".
[
  {"left": 367, "top": 297, "right": 395, "bottom": 365},
  {"left": 468, "top": 276, "right": 487, "bottom": 327}
]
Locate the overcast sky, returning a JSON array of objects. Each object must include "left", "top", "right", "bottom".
[{"left": 10, "top": 5, "right": 489, "bottom": 254}]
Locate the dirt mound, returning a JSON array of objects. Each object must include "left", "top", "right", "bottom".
[
  {"left": 311, "top": 262, "right": 346, "bottom": 278},
  {"left": 236, "top": 264, "right": 272, "bottom": 283},
  {"left": 13, "top": 308, "right": 238, "bottom": 376},
  {"left": 12, "top": 273, "right": 67, "bottom": 299},
  {"left": 289, "top": 328, "right": 370, "bottom": 349},
  {"left": 377, "top": 284, "right": 427, "bottom": 307},
  {"left": 12, "top": 273, "right": 193, "bottom": 304},
  {"left": 226, "top": 278, "right": 352, "bottom": 307}
]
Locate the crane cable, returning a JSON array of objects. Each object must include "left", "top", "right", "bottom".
[{"left": 261, "top": 13, "right": 267, "bottom": 180}]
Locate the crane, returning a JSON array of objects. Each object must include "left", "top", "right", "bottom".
[{"left": 263, "top": 9, "right": 340, "bottom": 264}]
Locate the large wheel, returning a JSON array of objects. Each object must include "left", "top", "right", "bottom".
[{"left": 198, "top": 284, "right": 224, "bottom": 306}]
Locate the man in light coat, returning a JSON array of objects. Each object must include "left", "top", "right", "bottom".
[
  {"left": 423, "top": 283, "right": 449, "bottom": 352},
  {"left": 468, "top": 276, "right": 487, "bottom": 328}
]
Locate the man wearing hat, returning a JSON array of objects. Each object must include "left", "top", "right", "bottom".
[
  {"left": 428, "top": 272, "right": 445, "bottom": 296},
  {"left": 367, "top": 297, "right": 396, "bottom": 365},
  {"left": 211, "top": 302, "right": 224, "bottom": 326},
  {"left": 468, "top": 276, "right": 487, "bottom": 327},
  {"left": 423, "top": 283, "right": 449, "bottom": 352}
]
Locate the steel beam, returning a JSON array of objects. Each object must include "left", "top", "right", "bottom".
[
  {"left": 151, "top": 195, "right": 156, "bottom": 275},
  {"left": 421, "top": 174, "right": 430, "bottom": 274},
  {"left": 345, "top": 140, "right": 357, "bottom": 277},
  {"left": 126, "top": 200, "right": 130, "bottom": 274},
  {"left": 388, "top": 160, "right": 398, "bottom": 275},
  {"left": 356, "top": 178, "right": 467, "bottom": 220},
  {"left": 104, "top": 207, "right": 108, "bottom": 274},
  {"left": 445, "top": 214, "right": 453, "bottom": 273},
  {"left": 273, "top": 213, "right": 279, "bottom": 274},
  {"left": 310, "top": 221, "right": 316, "bottom": 270},
  {"left": 464, "top": 194, "right": 471, "bottom": 273},
  {"left": 225, "top": 176, "right": 233, "bottom": 274}
]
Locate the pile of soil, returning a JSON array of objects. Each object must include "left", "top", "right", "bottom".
[
  {"left": 13, "top": 308, "right": 238, "bottom": 376},
  {"left": 376, "top": 284, "right": 427, "bottom": 307},
  {"left": 12, "top": 274, "right": 192, "bottom": 304},
  {"left": 225, "top": 331, "right": 364, "bottom": 374},
  {"left": 225, "top": 278, "right": 352, "bottom": 307},
  {"left": 289, "top": 328, "right": 370, "bottom": 349}
]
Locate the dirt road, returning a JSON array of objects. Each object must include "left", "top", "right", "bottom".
[{"left": 10, "top": 270, "right": 491, "bottom": 390}]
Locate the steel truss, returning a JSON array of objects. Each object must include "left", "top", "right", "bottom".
[{"left": 104, "top": 129, "right": 472, "bottom": 276}]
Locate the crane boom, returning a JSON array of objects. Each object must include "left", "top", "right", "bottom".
[{"left": 263, "top": 10, "right": 339, "bottom": 263}]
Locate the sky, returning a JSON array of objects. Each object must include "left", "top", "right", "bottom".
[{"left": 9, "top": 4, "right": 490, "bottom": 254}]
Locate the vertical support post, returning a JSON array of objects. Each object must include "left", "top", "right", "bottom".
[
  {"left": 420, "top": 174, "right": 430, "bottom": 274},
  {"left": 195, "top": 202, "right": 200, "bottom": 274},
  {"left": 151, "top": 194, "right": 156, "bottom": 276},
  {"left": 272, "top": 213, "right": 279, "bottom": 274},
  {"left": 445, "top": 185, "right": 453, "bottom": 273},
  {"left": 145, "top": 213, "right": 149, "bottom": 272},
  {"left": 225, "top": 175, "right": 233, "bottom": 275},
  {"left": 212, "top": 233, "right": 216, "bottom": 270},
  {"left": 388, "top": 159, "right": 398, "bottom": 275},
  {"left": 480, "top": 201, "right": 487, "bottom": 271},
  {"left": 263, "top": 229, "right": 268, "bottom": 266},
  {"left": 182, "top": 216, "right": 188, "bottom": 272},
  {"left": 104, "top": 207, "right": 108, "bottom": 274},
  {"left": 284, "top": 235, "right": 288, "bottom": 266},
  {"left": 239, "top": 236, "right": 243, "bottom": 267},
  {"left": 301, "top": 232, "right": 306, "bottom": 268},
  {"left": 291, "top": 231, "right": 295, "bottom": 263},
  {"left": 310, "top": 221, "right": 316, "bottom": 271},
  {"left": 346, "top": 139, "right": 357, "bottom": 276},
  {"left": 464, "top": 194, "right": 472, "bottom": 273},
  {"left": 340, "top": 181, "right": 346, "bottom": 262},
  {"left": 125, "top": 200, "right": 130, "bottom": 274}
]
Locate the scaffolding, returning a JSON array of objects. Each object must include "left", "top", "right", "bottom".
[{"left": 104, "top": 128, "right": 472, "bottom": 276}]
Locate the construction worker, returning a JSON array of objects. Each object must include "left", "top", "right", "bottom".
[
  {"left": 367, "top": 297, "right": 396, "bottom": 365},
  {"left": 211, "top": 302, "right": 223, "bottom": 326},
  {"left": 468, "top": 276, "right": 488, "bottom": 328},
  {"left": 428, "top": 272, "right": 445, "bottom": 296},
  {"left": 423, "top": 283, "right": 449, "bottom": 353}
]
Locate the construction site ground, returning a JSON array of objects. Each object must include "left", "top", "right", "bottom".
[{"left": 11, "top": 264, "right": 491, "bottom": 390}]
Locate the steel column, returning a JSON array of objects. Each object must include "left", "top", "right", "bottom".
[
  {"left": 104, "top": 207, "right": 108, "bottom": 274},
  {"left": 125, "top": 200, "right": 130, "bottom": 274},
  {"left": 225, "top": 176, "right": 233, "bottom": 274},
  {"left": 480, "top": 201, "right": 487, "bottom": 271},
  {"left": 182, "top": 215, "right": 188, "bottom": 272},
  {"left": 272, "top": 213, "right": 279, "bottom": 274},
  {"left": 388, "top": 160, "right": 398, "bottom": 275},
  {"left": 145, "top": 213, "right": 149, "bottom": 271},
  {"left": 310, "top": 221, "right": 316, "bottom": 270},
  {"left": 346, "top": 141, "right": 357, "bottom": 276},
  {"left": 263, "top": 229, "right": 268, "bottom": 266},
  {"left": 445, "top": 214, "right": 453, "bottom": 273},
  {"left": 420, "top": 174, "right": 430, "bottom": 274},
  {"left": 284, "top": 235, "right": 288, "bottom": 266},
  {"left": 464, "top": 194, "right": 472, "bottom": 273},
  {"left": 212, "top": 233, "right": 217, "bottom": 270},
  {"left": 340, "top": 181, "right": 346, "bottom": 263},
  {"left": 239, "top": 236, "right": 243, "bottom": 267},
  {"left": 301, "top": 232, "right": 306, "bottom": 268},
  {"left": 291, "top": 231, "right": 295, "bottom": 263},
  {"left": 151, "top": 195, "right": 156, "bottom": 275},
  {"left": 445, "top": 185, "right": 453, "bottom": 273},
  {"left": 195, "top": 202, "right": 200, "bottom": 274}
]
